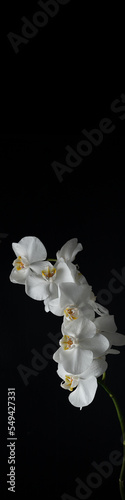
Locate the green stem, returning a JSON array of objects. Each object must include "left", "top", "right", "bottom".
[
  {"left": 48, "top": 258, "right": 57, "bottom": 262},
  {"left": 98, "top": 374, "right": 125, "bottom": 500}
]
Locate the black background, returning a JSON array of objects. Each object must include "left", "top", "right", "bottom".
[{"left": 0, "top": 1, "right": 125, "bottom": 499}]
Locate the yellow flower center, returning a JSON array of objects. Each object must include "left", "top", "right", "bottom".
[
  {"left": 13, "top": 256, "right": 24, "bottom": 271},
  {"left": 61, "top": 375, "right": 78, "bottom": 392},
  {"left": 64, "top": 305, "right": 79, "bottom": 321},
  {"left": 64, "top": 376, "right": 74, "bottom": 391},
  {"left": 60, "top": 335, "right": 74, "bottom": 350},
  {"left": 41, "top": 266, "right": 56, "bottom": 281}
]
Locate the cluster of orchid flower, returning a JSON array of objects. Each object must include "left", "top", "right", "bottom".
[{"left": 10, "top": 236, "right": 125, "bottom": 410}]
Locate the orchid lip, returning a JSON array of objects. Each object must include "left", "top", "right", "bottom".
[
  {"left": 13, "top": 255, "right": 29, "bottom": 271},
  {"left": 64, "top": 305, "right": 79, "bottom": 321},
  {"left": 61, "top": 375, "right": 78, "bottom": 391},
  {"left": 59, "top": 334, "right": 75, "bottom": 350},
  {"left": 41, "top": 266, "right": 56, "bottom": 281}
]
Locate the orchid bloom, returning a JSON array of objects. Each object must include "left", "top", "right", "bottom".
[
  {"left": 9, "top": 236, "right": 47, "bottom": 284},
  {"left": 57, "top": 357, "right": 108, "bottom": 409},
  {"left": 56, "top": 239, "right": 109, "bottom": 315},
  {"left": 53, "top": 316, "right": 109, "bottom": 374},
  {"left": 56, "top": 237, "right": 83, "bottom": 262},
  {"left": 56, "top": 237, "right": 90, "bottom": 286},
  {"left": 44, "top": 281, "right": 94, "bottom": 317},
  {"left": 94, "top": 314, "right": 125, "bottom": 354},
  {"left": 25, "top": 258, "right": 77, "bottom": 301},
  {"left": 44, "top": 277, "right": 109, "bottom": 318},
  {"left": 24, "top": 238, "right": 84, "bottom": 301}
]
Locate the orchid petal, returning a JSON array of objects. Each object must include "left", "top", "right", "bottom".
[
  {"left": 68, "top": 376, "right": 97, "bottom": 408},
  {"left": 62, "top": 316, "right": 96, "bottom": 338},
  {"left": 56, "top": 238, "right": 83, "bottom": 262},
  {"left": 81, "top": 357, "right": 108, "bottom": 379},
  {"left": 53, "top": 347, "right": 62, "bottom": 363},
  {"left": 57, "top": 363, "right": 67, "bottom": 381},
  {"left": 59, "top": 282, "right": 92, "bottom": 309},
  {"left": 56, "top": 347, "right": 93, "bottom": 375},
  {"left": 106, "top": 348, "right": 120, "bottom": 354},
  {"left": 55, "top": 261, "right": 76, "bottom": 284},
  {"left": 80, "top": 334, "right": 109, "bottom": 357},
  {"left": 44, "top": 296, "right": 64, "bottom": 316},
  {"left": 94, "top": 314, "right": 117, "bottom": 333},
  {"left": 102, "top": 332, "right": 125, "bottom": 346},
  {"left": 94, "top": 315, "right": 125, "bottom": 346},
  {"left": 12, "top": 236, "right": 47, "bottom": 263},
  {"left": 25, "top": 273, "right": 49, "bottom": 300},
  {"left": 9, "top": 267, "right": 29, "bottom": 284}
]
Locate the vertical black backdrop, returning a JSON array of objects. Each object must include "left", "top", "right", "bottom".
[{"left": 0, "top": 1, "right": 125, "bottom": 499}]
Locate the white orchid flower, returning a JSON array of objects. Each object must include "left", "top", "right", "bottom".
[
  {"left": 56, "top": 238, "right": 83, "bottom": 262},
  {"left": 56, "top": 239, "right": 109, "bottom": 315},
  {"left": 53, "top": 316, "right": 109, "bottom": 374},
  {"left": 56, "top": 357, "right": 108, "bottom": 409},
  {"left": 44, "top": 279, "right": 109, "bottom": 319},
  {"left": 56, "top": 237, "right": 88, "bottom": 285},
  {"left": 94, "top": 314, "right": 125, "bottom": 354},
  {"left": 44, "top": 281, "right": 94, "bottom": 318},
  {"left": 25, "top": 258, "right": 77, "bottom": 301},
  {"left": 9, "top": 236, "right": 47, "bottom": 285}
]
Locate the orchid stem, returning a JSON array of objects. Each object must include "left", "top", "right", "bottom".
[
  {"left": 98, "top": 374, "right": 125, "bottom": 500},
  {"left": 48, "top": 258, "right": 57, "bottom": 262}
]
